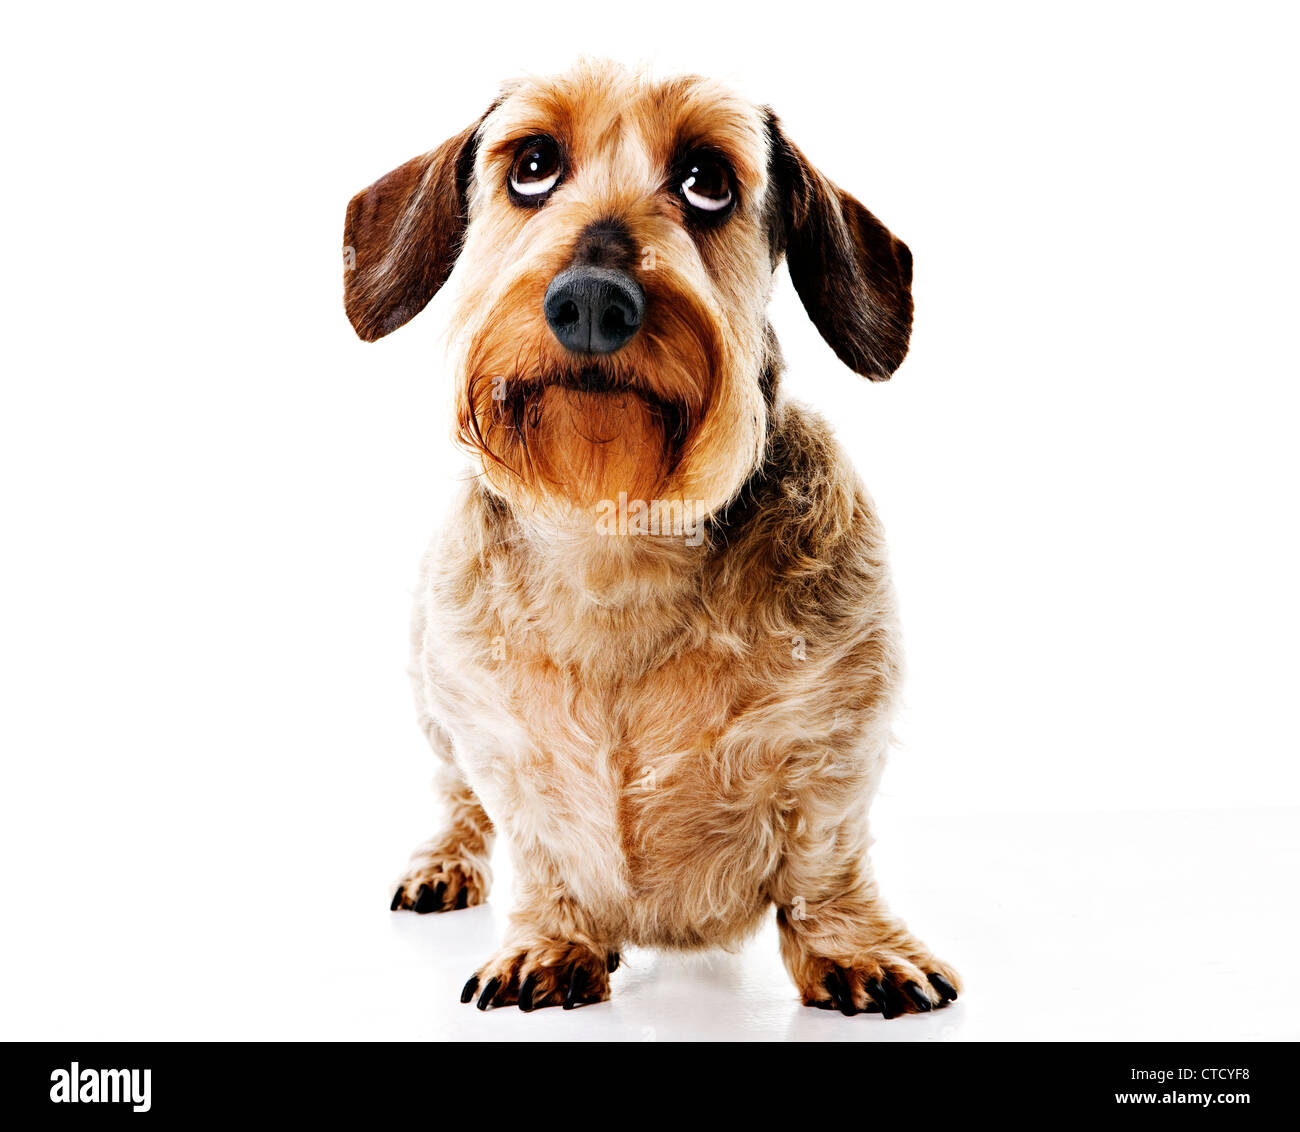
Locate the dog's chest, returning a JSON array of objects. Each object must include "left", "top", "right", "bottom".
[{"left": 437, "top": 597, "right": 781, "bottom": 938}]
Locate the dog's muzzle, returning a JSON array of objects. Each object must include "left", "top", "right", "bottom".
[{"left": 543, "top": 266, "right": 644, "bottom": 356}]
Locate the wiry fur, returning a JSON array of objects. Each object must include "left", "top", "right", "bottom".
[{"left": 347, "top": 61, "right": 959, "bottom": 1016}]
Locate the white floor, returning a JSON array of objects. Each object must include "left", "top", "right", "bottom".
[{"left": 11, "top": 807, "right": 1296, "bottom": 1042}]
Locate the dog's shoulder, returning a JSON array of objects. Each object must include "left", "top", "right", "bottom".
[
  {"left": 414, "top": 480, "right": 518, "bottom": 604},
  {"left": 706, "top": 399, "right": 894, "bottom": 629},
  {"left": 712, "top": 399, "right": 885, "bottom": 563}
]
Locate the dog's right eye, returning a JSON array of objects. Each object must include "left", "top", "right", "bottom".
[{"left": 509, "top": 137, "right": 562, "bottom": 205}]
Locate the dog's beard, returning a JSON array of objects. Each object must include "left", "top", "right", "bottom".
[
  {"left": 461, "top": 367, "right": 691, "bottom": 510},
  {"left": 454, "top": 266, "right": 733, "bottom": 517}
]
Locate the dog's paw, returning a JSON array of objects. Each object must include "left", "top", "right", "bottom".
[
  {"left": 799, "top": 953, "right": 961, "bottom": 1019},
  {"left": 390, "top": 852, "right": 488, "bottom": 914},
  {"left": 459, "top": 941, "right": 618, "bottom": 1012}
]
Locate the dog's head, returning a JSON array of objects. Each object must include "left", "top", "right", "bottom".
[{"left": 344, "top": 61, "right": 912, "bottom": 524}]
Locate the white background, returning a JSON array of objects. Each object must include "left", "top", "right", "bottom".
[{"left": 2, "top": 1, "right": 1297, "bottom": 1040}]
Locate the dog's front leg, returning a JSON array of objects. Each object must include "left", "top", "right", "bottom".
[
  {"left": 771, "top": 836, "right": 961, "bottom": 1018},
  {"left": 461, "top": 855, "right": 621, "bottom": 1012},
  {"left": 390, "top": 716, "right": 495, "bottom": 914}
]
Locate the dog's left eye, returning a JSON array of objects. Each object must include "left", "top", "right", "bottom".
[
  {"left": 509, "top": 137, "right": 562, "bottom": 203},
  {"left": 680, "top": 156, "right": 733, "bottom": 214}
]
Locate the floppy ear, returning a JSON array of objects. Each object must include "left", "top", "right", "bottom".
[
  {"left": 343, "top": 119, "right": 482, "bottom": 342},
  {"left": 765, "top": 112, "right": 913, "bottom": 380}
]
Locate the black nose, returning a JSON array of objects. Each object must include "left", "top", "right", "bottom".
[{"left": 543, "top": 266, "right": 644, "bottom": 355}]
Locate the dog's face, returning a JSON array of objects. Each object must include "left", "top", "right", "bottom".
[{"left": 344, "top": 61, "right": 913, "bottom": 524}]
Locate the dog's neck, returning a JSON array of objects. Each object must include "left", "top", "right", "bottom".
[
  {"left": 515, "top": 507, "right": 706, "bottom": 605},
  {"left": 469, "top": 498, "right": 706, "bottom": 673}
]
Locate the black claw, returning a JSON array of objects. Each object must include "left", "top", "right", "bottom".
[
  {"left": 811, "top": 997, "right": 837, "bottom": 1010},
  {"left": 822, "top": 973, "right": 845, "bottom": 1013},
  {"left": 832, "top": 966, "right": 859, "bottom": 1016},
  {"left": 453, "top": 887, "right": 469, "bottom": 910},
  {"left": 492, "top": 978, "right": 512, "bottom": 1008},
  {"left": 822, "top": 970, "right": 856, "bottom": 1015},
  {"left": 563, "top": 967, "right": 588, "bottom": 1010},
  {"left": 903, "top": 980, "right": 933, "bottom": 1012},
  {"left": 460, "top": 975, "right": 479, "bottom": 1004},
  {"left": 863, "top": 978, "right": 889, "bottom": 1013},
  {"left": 432, "top": 881, "right": 447, "bottom": 907},
  {"left": 927, "top": 972, "right": 958, "bottom": 1004},
  {"left": 518, "top": 974, "right": 538, "bottom": 1012},
  {"left": 390, "top": 887, "right": 404, "bottom": 911},
  {"left": 476, "top": 976, "right": 500, "bottom": 1011},
  {"left": 413, "top": 885, "right": 438, "bottom": 914},
  {"left": 882, "top": 981, "right": 906, "bottom": 1020},
  {"left": 607, "top": 952, "right": 621, "bottom": 972}
]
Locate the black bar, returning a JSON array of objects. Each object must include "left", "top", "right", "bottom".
[{"left": 4, "top": 1041, "right": 1291, "bottom": 1119}]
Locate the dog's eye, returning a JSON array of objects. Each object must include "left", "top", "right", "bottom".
[
  {"left": 680, "top": 156, "right": 733, "bottom": 214},
  {"left": 509, "top": 137, "right": 562, "bottom": 203}
]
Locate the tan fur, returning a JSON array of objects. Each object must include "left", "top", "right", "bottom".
[{"left": 347, "top": 61, "right": 959, "bottom": 1016}]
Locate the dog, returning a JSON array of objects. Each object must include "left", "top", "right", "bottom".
[{"left": 343, "top": 60, "right": 960, "bottom": 1017}]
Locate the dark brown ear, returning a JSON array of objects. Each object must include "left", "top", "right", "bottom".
[
  {"left": 765, "top": 112, "right": 913, "bottom": 380},
  {"left": 343, "top": 120, "right": 482, "bottom": 342}
]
